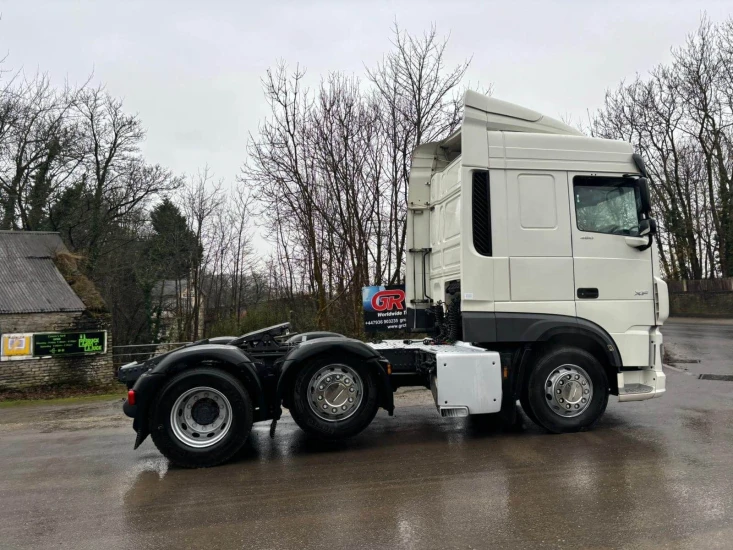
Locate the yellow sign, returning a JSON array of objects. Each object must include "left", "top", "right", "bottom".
[{"left": 1, "top": 333, "right": 32, "bottom": 359}]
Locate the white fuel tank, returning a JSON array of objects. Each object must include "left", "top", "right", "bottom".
[{"left": 432, "top": 343, "right": 502, "bottom": 416}]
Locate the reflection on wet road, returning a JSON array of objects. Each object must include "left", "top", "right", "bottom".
[{"left": 1, "top": 326, "right": 733, "bottom": 549}]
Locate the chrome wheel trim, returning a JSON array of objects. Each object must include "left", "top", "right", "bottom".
[
  {"left": 307, "top": 364, "right": 364, "bottom": 422},
  {"left": 544, "top": 364, "right": 593, "bottom": 418},
  {"left": 170, "top": 386, "right": 233, "bottom": 448}
]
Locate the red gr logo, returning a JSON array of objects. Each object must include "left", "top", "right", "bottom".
[{"left": 371, "top": 289, "right": 405, "bottom": 312}]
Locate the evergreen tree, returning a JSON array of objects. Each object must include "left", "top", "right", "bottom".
[{"left": 149, "top": 199, "right": 198, "bottom": 281}]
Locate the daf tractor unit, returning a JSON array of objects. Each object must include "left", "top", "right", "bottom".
[{"left": 118, "top": 91, "right": 669, "bottom": 468}]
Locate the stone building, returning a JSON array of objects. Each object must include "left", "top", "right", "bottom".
[{"left": 0, "top": 231, "right": 113, "bottom": 390}]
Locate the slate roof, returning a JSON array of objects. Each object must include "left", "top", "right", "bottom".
[
  {"left": 0, "top": 231, "right": 86, "bottom": 314},
  {"left": 152, "top": 279, "right": 188, "bottom": 297}
]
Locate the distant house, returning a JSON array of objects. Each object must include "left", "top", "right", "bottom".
[
  {"left": 0, "top": 231, "right": 113, "bottom": 390},
  {"left": 151, "top": 279, "right": 205, "bottom": 341}
]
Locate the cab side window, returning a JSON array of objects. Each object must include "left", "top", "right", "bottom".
[{"left": 573, "top": 176, "right": 641, "bottom": 236}]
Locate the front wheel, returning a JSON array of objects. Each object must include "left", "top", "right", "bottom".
[
  {"left": 289, "top": 356, "right": 380, "bottom": 440},
  {"left": 525, "top": 347, "right": 609, "bottom": 433},
  {"left": 150, "top": 367, "right": 253, "bottom": 468}
]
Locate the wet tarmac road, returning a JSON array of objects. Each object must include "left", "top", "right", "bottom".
[
  {"left": 2, "top": 325, "right": 733, "bottom": 549},
  {"left": 663, "top": 318, "right": 733, "bottom": 376}
]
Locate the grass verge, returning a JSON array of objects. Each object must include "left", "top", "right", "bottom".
[{"left": 0, "top": 385, "right": 126, "bottom": 408}]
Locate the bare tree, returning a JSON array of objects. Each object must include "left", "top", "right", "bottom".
[
  {"left": 367, "top": 23, "right": 470, "bottom": 283},
  {"left": 311, "top": 73, "right": 384, "bottom": 331},
  {"left": 229, "top": 183, "right": 254, "bottom": 321},
  {"left": 74, "top": 87, "right": 180, "bottom": 271},
  {"left": 590, "top": 16, "right": 733, "bottom": 280},
  {"left": 241, "top": 24, "right": 475, "bottom": 334},
  {"left": 242, "top": 63, "right": 331, "bottom": 328},
  {"left": 0, "top": 74, "right": 79, "bottom": 230},
  {"left": 181, "top": 167, "right": 223, "bottom": 339}
]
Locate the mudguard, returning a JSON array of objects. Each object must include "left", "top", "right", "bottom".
[
  {"left": 127, "top": 344, "right": 264, "bottom": 448},
  {"left": 277, "top": 337, "right": 394, "bottom": 416},
  {"left": 463, "top": 312, "right": 623, "bottom": 368},
  {"left": 539, "top": 321, "right": 623, "bottom": 368}
]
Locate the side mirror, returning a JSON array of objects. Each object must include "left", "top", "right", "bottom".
[
  {"left": 633, "top": 219, "right": 656, "bottom": 251},
  {"left": 638, "top": 218, "right": 657, "bottom": 236},
  {"left": 638, "top": 177, "right": 652, "bottom": 215},
  {"left": 638, "top": 218, "right": 650, "bottom": 235},
  {"left": 639, "top": 219, "right": 650, "bottom": 236}
]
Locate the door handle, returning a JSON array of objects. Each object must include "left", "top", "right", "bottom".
[{"left": 577, "top": 288, "right": 599, "bottom": 299}]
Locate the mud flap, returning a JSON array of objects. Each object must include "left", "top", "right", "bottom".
[{"left": 134, "top": 426, "right": 150, "bottom": 449}]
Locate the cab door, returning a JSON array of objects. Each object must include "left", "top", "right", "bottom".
[
  {"left": 569, "top": 174, "right": 655, "bottom": 366},
  {"left": 496, "top": 170, "right": 576, "bottom": 317}
]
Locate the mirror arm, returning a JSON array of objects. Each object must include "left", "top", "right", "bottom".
[
  {"left": 635, "top": 235, "right": 654, "bottom": 251},
  {"left": 635, "top": 218, "right": 656, "bottom": 251}
]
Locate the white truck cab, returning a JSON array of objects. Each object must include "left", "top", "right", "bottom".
[{"left": 406, "top": 91, "right": 668, "bottom": 408}]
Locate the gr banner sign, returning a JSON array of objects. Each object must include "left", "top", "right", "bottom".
[
  {"left": 0, "top": 331, "right": 107, "bottom": 361},
  {"left": 362, "top": 285, "right": 407, "bottom": 332}
]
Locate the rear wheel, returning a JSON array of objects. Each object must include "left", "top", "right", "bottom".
[
  {"left": 289, "top": 356, "right": 380, "bottom": 440},
  {"left": 525, "top": 347, "right": 609, "bottom": 433},
  {"left": 150, "top": 367, "right": 253, "bottom": 468}
]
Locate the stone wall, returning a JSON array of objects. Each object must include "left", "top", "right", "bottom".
[
  {"left": 0, "top": 311, "right": 114, "bottom": 390},
  {"left": 669, "top": 291, "right": 733, "bottom": 318}
]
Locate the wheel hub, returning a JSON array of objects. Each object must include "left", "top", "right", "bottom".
[
  {"left": 544, "top": 364, "right": 593, "bottom": 418},
  {"left": 170, "top": 387, "right": 232, "bottom": 448},
  {"left": 308, "top": 364, "right": 363, "bottom": 422},
  {"left": 191, "top": 398, "right": 219, "bottom": 425}
]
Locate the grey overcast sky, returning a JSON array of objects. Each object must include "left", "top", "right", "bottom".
[{"left": 1, "top": 0, "right": 731, "bottom": 183}]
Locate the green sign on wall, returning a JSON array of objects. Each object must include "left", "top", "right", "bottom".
[{"left": 32, "top": 331, "right": 107, "bottom": 357}]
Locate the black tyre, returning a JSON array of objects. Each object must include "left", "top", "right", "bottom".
[
  {"left": 289, "top": 356, "right": 380, "bottom": 440},
  {"left": 150, "top": 367, "right": 253, "bottom": 468},
  {"left": 526, "top": 347, "right": 609, "bottom": 434}
]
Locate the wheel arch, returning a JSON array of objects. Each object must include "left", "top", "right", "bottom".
[
  {"left": 467, "top": 312, "right": 622, "bottom": 370},
  {"left": 512, "top": 321, "right": 622, "bottom": 398},
  {"left": 151, "top": 345, "right": 265, "bottom": 413}
]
